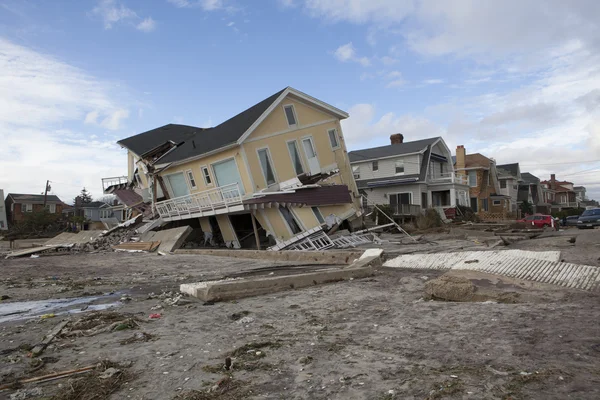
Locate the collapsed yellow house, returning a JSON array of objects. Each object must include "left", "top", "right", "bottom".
[{"left": 103, "top": 87, "right": 362, "bottom": 249}]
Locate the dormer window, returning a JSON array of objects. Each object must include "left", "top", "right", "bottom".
[{"left": 284, "top": 105, "right": 297, "bottom": 126}]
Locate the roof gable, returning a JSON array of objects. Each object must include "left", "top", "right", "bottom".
[
  {"left": 497, "top": 163, "right": 520, "bottom": 178},
  {"left": 118, "top": 87, "right": 348, "bottom": 167},
  {"left": 464, "top": 153, "right": 492, "bottom": 169},
  {"left": 7, "top": 194, "right": 62, "bottom": 204},
  {"left": 348, "top": 137, "right": 440, "bottom": 163}
]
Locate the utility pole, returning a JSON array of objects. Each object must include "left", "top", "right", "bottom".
[{"left": 43, "top": 180, "right": 50, "bottom": 208}]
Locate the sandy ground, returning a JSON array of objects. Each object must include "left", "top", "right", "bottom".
[{"left": 0, "top": 229, "right": 599, "bottom": 399}]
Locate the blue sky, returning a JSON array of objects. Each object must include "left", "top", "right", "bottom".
[{"left": 1, "top": 0, "right": 599, "bottom": 202}]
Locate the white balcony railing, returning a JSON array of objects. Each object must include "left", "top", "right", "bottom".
[
  {"left": 429, "top": 173, "right": 468, "bottom": 185},
  {"left": 155, "top": 183, "right": 243, "bottom": 220},
  {"left": 102, "top": 176, "right": 128, "bottom": 192}
]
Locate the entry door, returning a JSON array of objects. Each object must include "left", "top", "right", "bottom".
[
  {"left": 301, "top": 137, "right": 320, "bottom": 175},
  {"left": 470, "top": 197, "right": 478, "bottom": 211},
  {"left": 166, "top": 172, "right": 190, "bottom": 198},
  {"left": 212, "top": 158, "right": 245, "bottom": 195}
]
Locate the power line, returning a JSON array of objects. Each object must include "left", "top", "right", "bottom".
[
  {"left": 562, "top": 168, "right": 600, "bottom": 177},
  {"left": 519, "top": 159, "right": 600, "bottom": 166}
]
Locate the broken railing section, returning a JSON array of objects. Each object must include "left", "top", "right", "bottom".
[{"left": 267, "top": 226, "right": 384, "bottom": 251}]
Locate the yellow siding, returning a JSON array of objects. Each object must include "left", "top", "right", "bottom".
[
  {"left": 158, "top": 147, "right": 252, "bottom": 196},
  {"left": 199, "top": 217, "right": 212, "bottom": 232},
  {"left": 259, "top": 208, "right": 290, "bottom": 241},
  {"left": 242, "top": 95, "right": 357, "bottom": 199},
  {"left": 291, "top": 206, "right": 320, "bottom": 231},
  {"left": 216, "top": 215, "right": 238, "bottom": 245}
]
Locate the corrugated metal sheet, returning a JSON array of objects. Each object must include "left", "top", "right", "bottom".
[{"left": 384, "top": 250, "right": 600, "bottom": 291}]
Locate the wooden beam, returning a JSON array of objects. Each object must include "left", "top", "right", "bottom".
[{"left": 251, "top": 211, "right": 261, "bottom": 250}]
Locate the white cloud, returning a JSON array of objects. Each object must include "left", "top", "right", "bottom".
[
  {"left": 101, "top": 109, "right": 130, "bottom": 130},
  {"left": 423, "top": 78, "right": 444, "bottom": 84},
  {"left": 92, "top": 0, "right": 137, "bottom": 29},
  {"left": 84, "top": 110, "right": 100, "bottom": 125},
  {"left": 227, "top": 21, "right": 235, "bottom": 27},
  {"left": 334, "top": 42, "right": 356, "bottom": 62},
  {"left": 137, "top": 17, "right": 156, "bottom": 32},
  {"left": 0, "top": 38, "right": 131, "bottom": 202},
  {"left": 333, "top": 42, "right": 371, "bottom": 66},
  {"left": 92, "top": 0, "right": 155, "bottom": 31}
]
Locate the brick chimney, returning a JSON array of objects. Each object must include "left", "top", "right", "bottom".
[
  {"left": 390, "top": 133, "right": 404, "bottom": 144},
  {"left": 550, "top": 174, "right": 556, "bottom": 190},
  {"left": 455, "top": 145, "right": 466, "bottom": 172}
]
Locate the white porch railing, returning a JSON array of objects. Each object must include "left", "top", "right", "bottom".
[
  {"left": 102, "top": 176, "right": 128, "bottom": 192},
  {"left": 429, "top": 173, "right": 468, "bottom": 185},
  {"left": 155, "top": 183, "right": 243, "bottom": 220}
]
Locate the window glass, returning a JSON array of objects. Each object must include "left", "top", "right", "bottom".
[
  {"left": 353, "top": 165, "right": 360, "bottom": 179},
  {"left": 312, "top": 207, "right": 325, "bottom": 224},
  {"left": 258, "top": 149, "right": 276, "bottom": 186},
  {"left": 187, "top": 171, "right": 196, "bottom": 188},
  {"left": 284, "top": 105, "right": 297, "bottom": 126},
  {"left": 287, "top": 141, "right": 304, "bottom": 175},
  {"left": 372, "top": 161, "right": 378, "bottom": 171},
  {"left": 328, "top": 129, "right": 339, "bottom": 148},
  {"left": 500, "top": 180, "right": 506, "bottom": 188},
  {"left": 202, "top": 167, "right": 212, "bottom": 185},
  {"left": 395, "top": 160, "right": 404, "bottom": 174},
  {"left": 280, "top": 207, "right": 301, "bottom": 234},
  {"left": 468, "top": 171, "right": 477, "bottom": 187}
]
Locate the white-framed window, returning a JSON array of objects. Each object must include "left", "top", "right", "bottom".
[
  {"left": 287, "top": 140, "right": 304, "bottom": 175},
  {"left": 280, "top": 206, "right": 302, "bottom": 234},
  {"left": 283, "top": 104, "right": 297, "bottom": 126},
  {"left": 23, "top": 203, "right": 33, "bottom": 213},
  {"left": 468, "top": 171, "right": 477, "bottom": 187},
  {"left": 186, "top": 170, "right": 197, "bottom": 189},
  {"left": 500, "top": 180, "right": 506, "bottom": 189},
  {"left": 493, "top": 200, "right": 501, "bottom": 206},
  {"left": 372, "top": 161, "right": 379, "bottom": 171},
  {"left": 257, "top": 148, "right": 277, "bottom": 186},
  {"left": 353, "top": 165, "right": 360, "bottom": 179},
  {"left": 99, "top": 209, "right": 112, "bottom": 219},
  {"left": 44, "top": 204, "right": 56, "bottom": 213},
  {"left": 395, "top": 160, "right": 404, "bottom": 175},
  {"left": 85, "top": 209, "right": 93, "bottom": 218},
  {"left": 201, "top": 166, "right": 212, "bottom": 186},
  {"left": 328, "top": 129, "right": 340, "bottom": 149},
  {"left": 312, "top": 207, "right": 325, "bottom": 224}
]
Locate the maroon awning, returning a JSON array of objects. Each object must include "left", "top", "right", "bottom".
[
  {"left": 244, "top": 185, "right": 352, "bottom": 208},
  {"left": 113, "top": 189, "right": 144, "bottom": 207}
]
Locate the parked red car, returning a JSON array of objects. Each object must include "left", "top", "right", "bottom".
[{"left": 517, "top": 214, "right": 555, "bottom": 229}]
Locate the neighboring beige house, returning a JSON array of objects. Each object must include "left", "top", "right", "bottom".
[{"left": 104, "top": 87, "right": 361, "bottom": 248}]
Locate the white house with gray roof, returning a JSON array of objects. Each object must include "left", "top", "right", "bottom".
[{"left": 348, "top": 134, "right": 470, "bottom": 216}]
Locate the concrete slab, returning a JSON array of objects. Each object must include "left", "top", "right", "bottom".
[
  {"left": 5, "top": 245, "right": 72, "bottom": 258},
  {"left": 181, "top": 265, "right": 374, "bottom": 301},
  {"left": 179, "top": 249, "right": 382, "bottom": 301},
  {"left": 44, "top": 231, "right": 104, "bottom": 246},
  {"left": 175, "top": 249, "right": 363, "bottom": 265},
  {"left": 141, "top": 226, "right": 192, "bottom": 253}
]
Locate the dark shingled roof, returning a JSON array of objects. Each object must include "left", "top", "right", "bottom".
[
  {"left": 348, "top": 137, "right": 439, "bottom": 163},
  {"left": 7, "top": 194, "right": 62, "bottom": 204},
  {"left": 497, "top": 163, "right": 519, "bottom": 177},
  {"left": 81, "top": 201, "right": 108, "bottom": 208},
  {"left": 118, "top": 88, "right": 287, "bottom": 164},
  {"left": 521, "top": 172, "right": 540, "bottom": 184}
]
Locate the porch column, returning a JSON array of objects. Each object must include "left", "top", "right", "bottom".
[
  {"left": 427, "top": 191, "right": 433, "bottom": 208},
  {"left": 450, "top": 189, "right": 457, "bottom": 207}
]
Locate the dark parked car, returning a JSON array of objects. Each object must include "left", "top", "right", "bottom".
[
  {"left": 577, "top": 208, "right": 600, "bottom": 229},
  {"left": 564, "top": 215, "right": 580, "bottom": 226}
]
